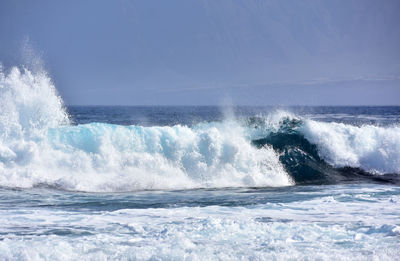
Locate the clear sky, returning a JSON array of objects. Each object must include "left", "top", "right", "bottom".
[{"left": 1, "top": 0, "right": 399, "bottom": 105}]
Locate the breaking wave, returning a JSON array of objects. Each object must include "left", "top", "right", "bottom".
[
  {"left": 0, "top": 66, "right": 399, "bottom": 191},
  {"left": 251, "top": 116, "right": 400, "bottom": 185},
  {"left": 0, "top": 67, "right": 291, "bottom": 191}
]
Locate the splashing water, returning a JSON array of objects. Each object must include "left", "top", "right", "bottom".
[{"left": 0, "top": 66, "right": 292, "bottom": 192}]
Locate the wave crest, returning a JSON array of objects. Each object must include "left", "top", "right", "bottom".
[
  {"left": 301, "top": 121, "right": 400, "bottom": 174},
  {"left": 0, "top": 65, "right": 399, "bottom": 191},
  {"left": 0, "top": 67, "right": 292, "bottom": 191},
  {"left": 0, "top": 66, "right": 69, "bottom": 140}
]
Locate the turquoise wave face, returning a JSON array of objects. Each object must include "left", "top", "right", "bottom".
[{"left": 41, "top": 121, "right": 292, "bottom": 191}]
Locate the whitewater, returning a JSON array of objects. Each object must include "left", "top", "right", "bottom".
[{"left": 0, "top": 66, "right": 399, "bottom": 260}]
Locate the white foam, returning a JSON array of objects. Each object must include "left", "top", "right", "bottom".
[
  {"left": 0, "top": 66, "right": 69, "bottom": 140},
  {"left": 0, "top": 185, "right": 398, "bottom": 260},
  {"left": 1, "top": 121, "right": 292, "bottom": 191},
  {"left": 301, "top": 120, "right": 400, "bottom": 174}
]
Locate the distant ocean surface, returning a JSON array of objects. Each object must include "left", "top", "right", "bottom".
[{"left": 1, "top": 67, "right": 400, "bottom": 260}]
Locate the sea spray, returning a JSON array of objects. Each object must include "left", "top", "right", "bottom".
[
  {"left": 301, "top": 120, "right": 400, "bottom": 174},
  {"left": 0, "top": 66, "right": 69, "bottom": 139}
]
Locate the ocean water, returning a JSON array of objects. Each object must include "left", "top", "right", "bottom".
[{"left": 0, "top": 67, "right": 399, "bottom": 260}]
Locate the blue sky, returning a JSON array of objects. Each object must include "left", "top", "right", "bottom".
[{"left": 1, "top": 0, "right": 399, "bottom": 105}]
